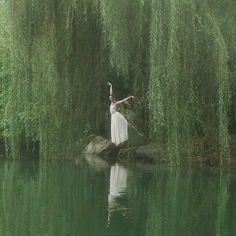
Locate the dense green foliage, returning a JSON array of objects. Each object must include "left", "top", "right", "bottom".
[{"left": 0, "top": 0, "right": 236, "bottom": 163}]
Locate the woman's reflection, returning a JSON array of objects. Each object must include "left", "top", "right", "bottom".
[{"left": 107, "top": 163, "right": 129, "bottom": 227}]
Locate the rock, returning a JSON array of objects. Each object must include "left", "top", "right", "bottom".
[
  {"left": 84, "top": 154, "right": 110, "bottom": 171},
  {"left": 84, "top": 136, "right": 117, "bottom": 157},
  {"left": 135, "top": 144, "right": 159, "bottom": 162},
  {"left": 118, "top": 147, "right": 136, "bottom": 160},
  {"left": 84, "top": 136, "right": 163, "bottom": 164}
]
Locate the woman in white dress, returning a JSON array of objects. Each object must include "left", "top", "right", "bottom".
[{"left": 107, "top": 82, "right": 134, "bottom": 146}]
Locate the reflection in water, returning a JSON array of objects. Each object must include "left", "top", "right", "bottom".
[
  {"left": 109, "top": 163, "right": 127, "bottom": 198},
  {"left": 107, "top": 163, "right": 129, "bottom": 227},
  {"left": 0, "top": 161, "right": 236, "bottom": 236},
  {"left": 0, "top": 161, "right": 108, "bottom": 236},
  {"left": 144, "top": 169, "right": 234, "bottom": 236}
]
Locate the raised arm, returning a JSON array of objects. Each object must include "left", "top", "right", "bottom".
[
  {"left": 115, "top": 96, "right": 134, "bottom": 105},
  {"left": 107, "top": 82, "right": 113, "bottom": 96}
]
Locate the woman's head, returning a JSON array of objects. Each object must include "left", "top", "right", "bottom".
[{"left": 109, "top": 95, "right": 116, "bottom": 103}]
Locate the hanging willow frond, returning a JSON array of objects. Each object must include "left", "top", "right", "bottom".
[{"left": 0, "top": 0, "right": 234, "bottom": 163}]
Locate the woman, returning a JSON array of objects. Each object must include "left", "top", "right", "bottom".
[{"left": 107, "top": 82, "right": 134, "bottom": 146}]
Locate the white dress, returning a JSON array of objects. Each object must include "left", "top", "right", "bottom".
[{"left": 110, "top": 104, "right": 128, "bottom": 146}]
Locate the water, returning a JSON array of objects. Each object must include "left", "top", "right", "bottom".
[{"left": 0, "top": 159, "right": 235, "bottom": 236}]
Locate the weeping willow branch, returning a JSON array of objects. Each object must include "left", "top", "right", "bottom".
[
  {"left": 0, "top": 0, "right": 234, "bottom": 163},
  {"left": 148, "top": 0, "right": 231, "bottom": 164}
]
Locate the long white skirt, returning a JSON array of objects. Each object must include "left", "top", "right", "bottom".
[{"left": 111, "top": 112, "right": 128, "bottom": 146}]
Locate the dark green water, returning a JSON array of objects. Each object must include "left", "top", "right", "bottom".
[{"left": 0, "top": 159, "right": 235, "bottom": 236}]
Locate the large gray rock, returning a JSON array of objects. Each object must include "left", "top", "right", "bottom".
[
  {"left": 135, "top": 144, "right": 159, "bottom": 162},
  {"left": 84, "top": 136, "right": 116, "bottom": 157}
]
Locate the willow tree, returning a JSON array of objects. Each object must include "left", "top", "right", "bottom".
[
  {"left": 148, "top": 0, "right": 230, "bottom": 164},
  {"left": 207, "top": 0, "right": 236, "bottom": 133},
  {"left": 0, "top": 0, "right": 233, "bottom": 163},
  {"left": 1, "top": 0, "right": 106, "bottom": 159}
]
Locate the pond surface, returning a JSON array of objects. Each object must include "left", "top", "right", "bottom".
[{"left": 0, "top": 159, "right": 235, "bottom": 236}]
